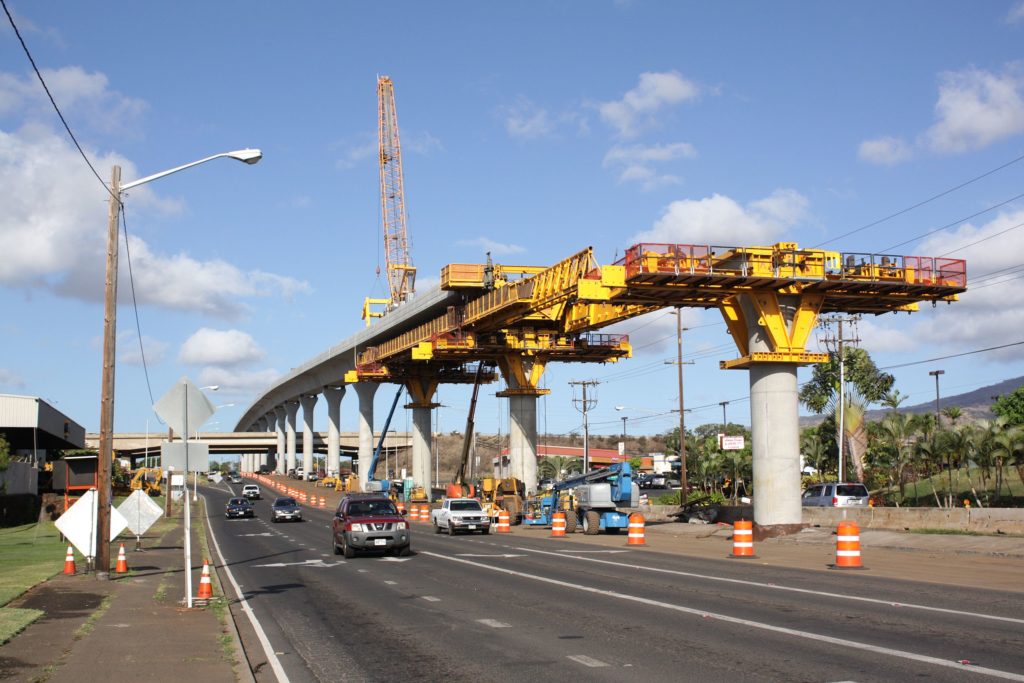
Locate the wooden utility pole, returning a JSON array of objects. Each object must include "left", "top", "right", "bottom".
[
  {"left": 664, "top": 310, "right": 693, "bottom": 504},
  {"left": 96, "top": 165, "right": 121, "bottom": 578}
]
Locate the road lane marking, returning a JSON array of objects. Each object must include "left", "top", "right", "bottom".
[
  {"left": 477, "top": 619, "right": 510, "bottom": 628},
  {"left": 252, "top": 559, "right": 344, "bottom": 568},
  {"left": 567, "top": 655, "right": 609, "bottom": 668},
  {"left": 422, "top": 596, "right": 441, "bottom": 602},
  {"left": 385, "top": 581, "right": 397, "bottom": 585},
  {"left": 456, "top": 553, "right": 526, "bottom": 558},
  {"left": 553, "top": 549, "right": 628, "bottom": 554},
  {"left": 422, "top": 551, "right": 1024, "bottom": 682},
  {"left": 203, "top": 498, "right": 291, "bottom": 683},
  {"left": 513, "top": 546, "right": 1024, "bottom": 626}
]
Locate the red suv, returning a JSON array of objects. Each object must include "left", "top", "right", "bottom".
[{"left": 332, "top": 494, "right": 410, "bottom": 558}]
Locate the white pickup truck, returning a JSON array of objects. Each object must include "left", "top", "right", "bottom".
[{"left": 430, "top": 498, "right": 491, "bottom": 536}]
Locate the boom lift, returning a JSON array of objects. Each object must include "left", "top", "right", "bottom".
[
  {"left": 363, "top": 388, "right": 403, "bottom": 494},
  {"left": 445, "top": 362, "right": 491, "bottom": 498},
  {"left": 524, "top": 462, "right": 639, "bottom": 535}
]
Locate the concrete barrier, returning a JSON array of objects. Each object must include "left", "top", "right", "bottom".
[{"left": 629, "top": 504, "right": 1024, "bottom": 534}]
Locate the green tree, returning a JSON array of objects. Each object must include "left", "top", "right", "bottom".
[
  {"left": 0, "top": 432, "right": 10, "bottom": 471},
  {"left": 799, "top": 348, "right": 894, "bottom": 483},
  {"left": 879, "top": 411, "right": 913, "bottom": 504},
  {"left": 992, "top": 387, "right": 1024, "bottom": 426},
  {"left": 538, "top": 456, "right": 582, "bottom": 481}
]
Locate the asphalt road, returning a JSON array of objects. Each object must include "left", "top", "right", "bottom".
[{"left": 204, "top": 480, "right": 1024, "bottom": 683}]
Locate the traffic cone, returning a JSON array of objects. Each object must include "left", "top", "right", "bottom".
[
  {"left": 115, "top": 543, "right": 128, "bottom": 573},
  {"left": 551, "top": 511, "right": 566, "bottom": 537},
  {"left": 197, "top": 560, "right": 214, "bottom": 599},
  {"left": 627, "top": 512, "right": 646, "bottom": 546},
  {"left": 63, "top": 546, "right": 76, "bottom": 575},
  {"left": 729, "top": 519, "right": 756, "bottom": 559}
]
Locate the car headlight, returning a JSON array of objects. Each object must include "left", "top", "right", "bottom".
[
  {"left": 348, "top": 523, "right": 364, "bottom": 532},
  {"left": 396, "top": 522, "right": 408, "bottom": 530}
]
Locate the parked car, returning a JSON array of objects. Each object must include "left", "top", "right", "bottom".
[
  {"left": 332, "top": 494, "right": 410, "bottom": 558},
  {"left": 225, "top": 497, "right": 254, "bottom": 519},
  {"left": 637, "top": 473, "right": 667, "bottom": 489},
  {"left": 270, "top": 496, "right": 302, "bottom": 523},
  {"left": 242, "top": 484, "right": 261, "bottom": 500},
  {"left": 295, "top": 467, "right": 306, "bottom": 480},
  {"left": 306, "top": 470, "right": 319, "bottom": 482},
  {"left": 801, "top": 482, "right": 870, "bottom": 507}
]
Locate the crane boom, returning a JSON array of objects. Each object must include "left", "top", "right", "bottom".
[{"left": 378, "top": 75, "right": 416, "bottom": 308}]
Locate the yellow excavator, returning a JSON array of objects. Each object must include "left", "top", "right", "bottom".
[
  {"left": 479, "top": 477, "right": 526, "bottom": 525},
  {"left": 130, "top": 468, "right": 162, "bottom": 496}
]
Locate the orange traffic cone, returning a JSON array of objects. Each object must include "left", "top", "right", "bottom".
[
  {"left": 197, "top": 560, "right": 214, "bottom": 599},
  {"left": 729, "top": 519, "right": 756, "bottom": 559},
  {"left": 627, "top": 512, "right": 646, "bottom": 546},
  {"left": 115, "top": 543, "right": 128, "bottom": 573},
  {"left": 63, "top": 546, "right": 76, "bottom": 575}
]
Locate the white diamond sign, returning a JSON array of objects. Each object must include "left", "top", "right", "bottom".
[
  {"left": 153, "top": 377, "right": 216, "bottom": 437},
  {"left": 54, "top": 489, "right": 128, "bottom": 559},
  {"left": 118, "top": 490, "right": 163, "bottom": 537}
]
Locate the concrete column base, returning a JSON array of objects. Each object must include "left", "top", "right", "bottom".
[{"left": 753, "top": 523, "right": 807, "bottom": 541}]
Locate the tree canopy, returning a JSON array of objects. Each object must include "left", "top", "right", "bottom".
[
  {"left": 799, "top": 347, "right": 894, "bottom": 414},
  {"left": 992, "top": 386, "right": 1024, "bottom": 426}
]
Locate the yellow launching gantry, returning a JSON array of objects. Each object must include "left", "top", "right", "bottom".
[{"left": 344, "top": 241, "right": 966, "bottom": 390}]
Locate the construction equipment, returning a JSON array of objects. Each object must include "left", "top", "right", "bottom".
[
  {"left": 363, "top": 75, "right": 416, "bottom": 325},
  {"left": 364, "top": 388, "right": 403, "bottom": 494},
  {"left": 446, "top": 362, "right": 490, "bottom": 498},
  {"left": 130, "top": 467, "right": 162, "bottom": 496},
  {"left": 525, "top": 462, "right": 639, "bottom": 535},
  {"left": 479, "top": 477, "right": 526, "bottom": 525}
]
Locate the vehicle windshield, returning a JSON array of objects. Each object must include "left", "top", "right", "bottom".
[
  {"left": 274, "top": 498, "right": 297, "bottom": 506},
  {"left": 228, "top": 498, "right": 247, "bottom": 505},
  {"left": 346, "top": 500, "right": 398, "bottom": 516},
  {"left": 450, "top": 500, "right": 483, "bottom": 511}
]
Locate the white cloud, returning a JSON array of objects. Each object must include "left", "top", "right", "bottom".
[
  {"left": 1007, "top": 1, "right": 1024, "bottom": 23},
  {"left": 197, "top": 366, "right": 281, "bottom": 394},
  {"left": 853, "top": 318, "right": 916, "bottom": 355},
  {"left": 923, "top": 64, "right": 1024, "bottom": 153},
  {"left": 501, "top": 96, "right": 554, "bottom": 139},
  {"left": 905, "top": 209, "right": 1024, "bottom": 360},
  {"left": 455, "top": 237, "right": 526, "bottom": 256},
  {"left": 603, "top": 142, "right": 696, "bottom": 189},
  {"left": 0, "top": 368, "right": 25, "bottom": 390},
  {"left": 599, "top": 71, "right": 701, "bottom": 138},
  {"left": 117, "top": 332, "right": 169, "bottom": 366},
  {"left": 336, "top": 137, "right": 376, "bottom": 169},
  {"left": 179, "top": 328, "right": 266, "bottom": 366},
  {"left": 857, "top": 136, "right": 913, "bottom": 165},
  {"left": 633, "top": 189, "right": 810, "bottom": 245}
]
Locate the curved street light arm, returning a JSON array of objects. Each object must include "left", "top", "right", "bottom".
[{"left": 120, "top": 149, "right": 262, "bottom": 192}]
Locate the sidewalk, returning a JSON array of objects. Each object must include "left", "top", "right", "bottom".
[{"left": 0, "top": 510, "right": 243, "bottom": 683}]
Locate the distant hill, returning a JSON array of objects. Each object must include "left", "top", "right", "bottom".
[{"left": 799, "top": 376, "right": 1024, "bottom": 427}]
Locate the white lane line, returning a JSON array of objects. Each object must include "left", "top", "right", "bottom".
[
  {"left": 422, "top": 551, "right": 1024, "bottom": 682},
  {"left": 513, "top": 546, "right": 1024, "bottom": 626},
  {"left": 385, "top": 581, "right": 397, "bottom": 585},
  {"left": 204, "top": 499, "right": 290, "bottom": 683},
  {"left": 567, "top": 655, "right": 609, "bottom": 668},
  {"left": 477, "top": 619, "right": 511, "bottom": 628},
  {"left": 422, "top": 596, "right": 441, "bottom": 602}
]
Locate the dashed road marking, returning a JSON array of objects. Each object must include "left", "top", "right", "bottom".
[
  {"left": 477, "top": 619, "right": 510, "bottom": 628},
  {"left": 422, "top": 596, "right": 441, "bottom": 602},
  {"left": 384, "top": 580, "right": 397, "bottom": 585},
  {"left": 568, "top": 655, "right": 609, "bottom": 668}
]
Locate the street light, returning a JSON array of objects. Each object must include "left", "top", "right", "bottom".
[
  {"left": 930, "top": 369, "right": 947, "bottom": 505},
  {"left": 96, "top": 150, "right": 261, "bottom": 580}
]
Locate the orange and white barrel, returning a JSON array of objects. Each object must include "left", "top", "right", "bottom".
[
  {"left": 730, "top": 519, "right": 755, "bottom": 558},
  {"left": 551, "top": 511, "right": 566, "bottom": 537},
  {"left": 834, "top": 520, "right": 865, "bottom": 569},
  {"left": 496, "top": 509, "right": 511, "bottom": 533},
  {"left": 627, "top": 512, "right": 646, "bottom": 546}
]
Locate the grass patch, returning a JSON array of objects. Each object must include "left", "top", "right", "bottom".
[
  {"left": 0, "top": 523, "right": 69, "bottom": 607},
  {"left": 73, "top": 594, "right": 112, "bottom": 640},
  {"left": 909, "top": 528, "right": 986, "bottom": 536},
  {"left": 0, "top": 607, "right": 44, "bottom": 645}
]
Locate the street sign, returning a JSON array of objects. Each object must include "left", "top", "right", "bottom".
[
  {"left": 118, "top": 490, "right": 163, "bottom": 537},
  {"left": 54, "top": 489, "right": 128, "bottom": 559},
  {"left": 160, "top": 441, "right": 210, "bottom": 473},
  {"left": 153, "top": 377, "right": 216, "bottom": 437},
  {"left": 719, "top": 435, "right": 745, "bottom": 451}
]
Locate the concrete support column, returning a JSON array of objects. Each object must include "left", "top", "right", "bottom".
[
  {"left": 300, "top": 394, "right": 318, "bottom": 478},
  {"left": 324, "top": 386, "right": 345, "bottom": 477},
  {"left": 353, "top": 383, "right": 378, "bottom": 491},
  {"left": 285, "top": 401, "right": 299, "bottom": 475},
  {"left": 411, "top": 407, "right": 432, "bottom": 499},
  {"left": 509, "top": 395, "right": 539, "bottom": 494},
  {"left": 749, "top": 365, "right": 802, "bottom": 529},
  {"left": 274, "top": 407, "right": 286, "bottom": 474}
]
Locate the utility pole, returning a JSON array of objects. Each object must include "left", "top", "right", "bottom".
[
  {"left": 664, "top": 310, "right": 693, "bottom": 502},
  {"left": 569, "top": 380, "right": 600, "bottom": 472},
  {"left": 821, "top": 315, "right": 860, "bottom": 482},
  {"left": 930, "top": 369, "right": 946, "bottom": 506}
]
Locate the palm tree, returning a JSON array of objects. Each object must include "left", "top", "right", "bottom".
[
  {"left": 879, "top": 411, "right": 913, "bottom": 505},
  {"left": 537, "top": 456, "right": 582, "bottom": 482},
  {"left": 800, "top": 428, "right": 829, "bottom": 481}
]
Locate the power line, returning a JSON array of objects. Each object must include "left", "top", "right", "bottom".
[
  {"left": 879, "top": 189, "right": 1024, "bottom": 253},
  {"left": 812, "top": 148, "right": 1024, "bottom": 248},
  {"left": 1, "top": 0, "right": 114, "bottom": 199},
  {"left": 879, "top": 341, "right": 1024, "bottom": 370}
]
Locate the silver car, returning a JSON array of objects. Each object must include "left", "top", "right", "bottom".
[{"left": 801, "top": 482, "right": 870, "bottom": 507}]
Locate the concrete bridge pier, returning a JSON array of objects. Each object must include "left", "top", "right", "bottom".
[
  {"left": 274, "top": 407, "right": 286, "bottom": 474},
  {"left": 508, "top": 395, "right": 538, "bottom": 495},
  {"left": 411, "top": 407, "right": 432, "bottom": 499},
  {"left": 353, "top": 383, "right": 378, "bottom": 491},
  {"left": 323, "top": 386, "right": 345, "bottom": 477},
  {"left": 749, "top": 365, "right": 802, "bottom": 532},
  {"left": 300, "top": 394, "right": 317, "bottom": 478},
  {"left": 285, "top": 401, "right": 299, "bottom": 475}
]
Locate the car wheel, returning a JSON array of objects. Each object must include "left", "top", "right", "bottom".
[
  {"left": 481, "top": 527, "right": 490, "bottom": 535},
  {"left": 565, "top": 513, "right": 578, "bottom": 534},
  {"left": 583, "top": 510, "right": 600, "bottom": 535},
  {"left": 333, "top": 537, "right": 342, "bottom": 555},
  {"left": 272, "top": 517, "right": 278, "bottom": 523},
  {"left": 447, "top": 523, "right": 456, "bottom": 536},
  {"left": 396, "top": 544, "right": 411, "bottom": 557},
  {"left": 434, "top": 522, "right": 443, "bottom": 534},
  {"left": 342, "top": 535, "right": 356, "bottom": 559}
]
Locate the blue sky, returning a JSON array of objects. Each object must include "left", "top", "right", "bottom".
[{"left": 3, "top": 1, "right": 1024, "bottom": 442}]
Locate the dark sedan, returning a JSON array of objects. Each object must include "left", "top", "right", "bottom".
[
  {"left": 271, "top": 496, "right": 303, "bottom": 523},
  {"left": 225, "top": 497, "right": 254, "bottom": 519}
]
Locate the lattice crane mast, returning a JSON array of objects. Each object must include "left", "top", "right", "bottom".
[{"left": 364, "top": 75, "right": 416, "bottom": 324}]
